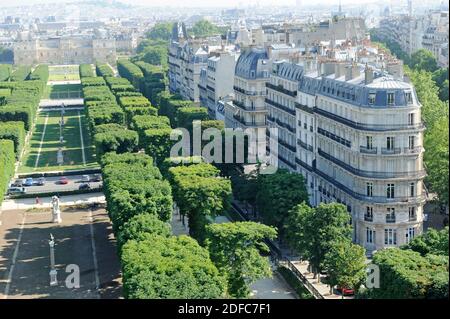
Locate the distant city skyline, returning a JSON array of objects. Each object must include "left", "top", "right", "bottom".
[{"left": 0, "top": 0, "right": 410, "bottom": 8}]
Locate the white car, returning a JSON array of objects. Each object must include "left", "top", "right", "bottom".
[{"left": 81, "top": 175, "right": 90, "bottom": 183}]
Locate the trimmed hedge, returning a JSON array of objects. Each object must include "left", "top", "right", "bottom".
[
  {"left": 117, "top": 59, "right": 143, "bottom": 88},
  {"left": 0, "top": 64, "right": 12, "bottom": 81},
  {"left": 142, "top": 127, "right": 174, "bottom": 164},
  {"left": 81, "top": 77, "right": 106, "bottom": 87},
  {"left": 131, "top": 114, "right": 171, "bottom": 146},
  {"left": 29, "top": 64, "right": 49, "bottom": 82},
  {"left": 79, "top": 64, "right": 95, "bottom": 78},
  {"left": 157, "top": 92, "right": 195, "bottom": 126},
  {"left": 0, "top": 121, "right": 26, "bottom": 157},
  {"left": 94, "top": 126, "right": 139, "bottom": 158},
  {"left": 0, "top": 139, "right": 15, "bottom": 204},
  {"left": 10, "top": 66, "right": 31, "bottom": 81},
  {"left": 176, "top": 106, "right": 209, "bottom": 130},
  {"left": 96, "top": 63, "right": 115, "bottom": 77}
]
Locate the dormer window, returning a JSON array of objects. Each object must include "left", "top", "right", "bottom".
[
  {"left": 368, "top": 93, "right": 376, "bottom": 105},
  {"left": 387, "top": 92, "right": 395, "bottom": 105},
  {"left": 405, "top": 92, "right": 413, "bottom": 104}
]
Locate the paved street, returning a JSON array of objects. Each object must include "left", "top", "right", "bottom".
[
  {"left": 0, "top": 205, "right": 121, "bottom": 299},
  {"left": 8, "top": 175, "right": 102, "bottom": 196}
]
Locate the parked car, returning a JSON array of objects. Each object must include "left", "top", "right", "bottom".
[
  {"left": 58, "top": 176, "right": 69, "bottom": 185},
  {"left": 37, "top": 177, "right": 46, "bottom": 186},
  {"left": 92, "top": 174, "right": 102, "bottom": 182},
  {"left": 24, "top": 178, "right": 34, "bottom": 187},
  {"left": 81, "top": 175, "right": 90, "bottom": 183},
  {"left": 336, "top": 287, "right": 355, "bottom": 296},
  {"left": 7, "top": 187, "right": 26, "bottom": 195},
  {"left": 79, "top": 183, "right": 91, "bottom": 190},
  {"left": 11, "top": 179, "right": 24, "bottom": 187}
]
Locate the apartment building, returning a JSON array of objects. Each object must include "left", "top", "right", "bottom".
[
  {"left": 198, "top": 49, "right": 238, "bottom": 118},
  {"left": 267, "top": 60, "right": 426, "bottom": 253},
  {"left": 224, "top": 47, "right": 272, "bottom": 157}
]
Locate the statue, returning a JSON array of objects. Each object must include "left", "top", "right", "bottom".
[
  {"left": 49, "top": 233, "right": 58, "bottom": 286},
  {"left": 51, "top": 195, "right": 62, "bottom": 223}
]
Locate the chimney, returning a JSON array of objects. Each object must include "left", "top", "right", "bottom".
[
  {"left": 334, "top": 62, "right": 346, "bottom": 78},
  {"left": 345, "top": 63, "right": 360, "bottom": 81},
  {"left": 386, "top": 60, "right": 404, "bottom": 81},
  {"left": 364, "top": 64, "right": 374, "bottom": 84}
]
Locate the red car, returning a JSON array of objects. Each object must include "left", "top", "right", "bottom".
[
  {"left": 336, "top": 287, "right": 355, "bottom": 296},
  {"left": 58, "top": 176, "right": 69, "bottom": 185}
]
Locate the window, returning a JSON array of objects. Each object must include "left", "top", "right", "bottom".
[
  {"left": 406, "top": 92, "right": 413, "bottom": 104},
  {"left": 387, "top": 92, "right": 395, "bottom": 105},
  {"left": 365, "top": 207, "right": 373, "bottom": 221},
  {"left": 384, "top": 228, "right": 397, "bottom": 245},
  {"left": 409, "top": 207, "right": 416, "bottom": 221},
  {"left": 366, "top": 182, "right": 373, "bottom": 197},
  {"left": 386, "top": 208, "right": 396, "bottom": 223},
  {"left": 387, "top": 184, "right": 395, "bottom": 199},
  {"left": 368, "top": 93, "right": 376, "bottom": 105},
  {"left": 410, "top": 183, "right": 415, "bottom": 197},
  {"left": 366, "top": 228, "right": 375, "bottom": 244},
  {"left": 408, "top": 136, "right": 415, "bottom": 150},
  {"left": 366, "top": 136, "right": 373, "bottom": 149},
  {"left": 386, "top": 136, "right": 395, "bottom": 150},
  {"left": 406, "top": 227, "right": 415, "bottom": 244}
]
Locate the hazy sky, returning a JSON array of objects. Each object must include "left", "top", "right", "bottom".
[{"left": 0, "top": 0, "right": 391, "bottom": 8}]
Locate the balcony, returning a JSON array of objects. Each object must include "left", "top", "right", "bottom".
[
  {"left": 279, "top": 139, "right": 297, "bottom": 153},
  {"left": 314, "top": 107, "right": 426, "bottom": 132},
  {"left": 364, "top": 215, "right": 373, "bottom": 222},
  {"left": 317, "top": 127, "right": 351, "bottom": 148},
  {"left": 297, "top": 139, "right": 313, "bottom": 152},
  {"left": 233, "top": 114, "right": 266, "bottom": 127},
  {"left": 403, "top": 147, "right": 423, "bottom": 154},
  {"left": 386, "top": 216, "right": 396, "bottom": 223},
  {"left": 279, "top": 154, "right": 297, "bottom": 170},
  {"left": 233, "top": 85, "right": 264, "bottom": 96},
  {"left": 266, "top": 82, "right": 297, "bottom": 97},
  {"left": 265, "top": 98, "right": 296, "bottom": 116},
  {"left": 381, "top": 147, "right": 401, "bottom": 155},
  {"left": 318, "top": 148, "right": 426, "bottom": 179},
  {"left": 295, "top": 157, "right": 314, "bottom": 172},
  {"left": 360, "top": 146, "right": 377, "bottom": 154},
  {"left": 275, "top": 119, "right": 296, "bottom": 134},
  {"left": 295, "top": 102, "right": 314, "bottom": 114},
  {"left": 409, "top": 215, "right": 417, "bottom": 222},
  {"left": 233, "top": 100, "right": 266, "bottom": 112}
]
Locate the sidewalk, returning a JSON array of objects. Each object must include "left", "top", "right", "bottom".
[{"left": 1, "top": 192, "right": 105, "bottom": 212}]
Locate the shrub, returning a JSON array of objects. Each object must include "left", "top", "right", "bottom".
[
  {"left": 0, "top": 121, "right": 26, "bottom": 157},
  {"left": 29, "top": 64, "right": 49, "bottom": 82},
  {"left": 0, "top": 64, "right": 11, "bottom": 81},
  {"left": 10, "top": 66, "right": 31, "bottom": 81},
  {"left": 117, "top": 59, "right": 144, "bottom": 88},
  {"left": 79, "top": 64, "right": 95, "bottom": 78},
  {"left": 96, "top": 63, "right": 115, "bottom": 77},
  {"left": 0, "top": 139, "right": 15, "bottom": 204},
  {"left": 81, "top": 77, "right": 106, "bottom": 87},
  {"left": 142, "top": 127, "right": 174, "bottom": 163},
  {"left": 94, "top": 126, "right": 139, "bottom": 158}
]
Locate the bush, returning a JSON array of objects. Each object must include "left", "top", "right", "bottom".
[
  {"left": 277, "top": 266, "right": 314, "bottom": 299},
  {"left": 0, "top": 64, "right": 11, "bottom": 81},
  {"left": 121, "top": 235, "right": 225, "bottom": 299},
  {"left": 94, "top": 126, "right": 139, "bottom": 158},
  {"left": 0, "top": 139, "right": 15, "bottom": 204},
  {"left": 81, "top": 77, "right": 106, "bottom": 87},
  {"left": 10, "top": 66, "right": 31, "bottom": 81},
  {"left": 96, "top": 63, "right": 115, "bottom": 77},
  {"left": 0, "top": 121, "right": 26, "bottom": 157},
  {"left": 142, "top": 127, "right": 174, "bottom": 163},
  {"left": 117, "top": 59, "right": 144, "bottom": 88},
  {"left": 79, "top": 64, "right": 95, "bottom": 78},
  {"left": 86, "top": 104, "right": 125, "bottom": 132},
  {"left": 131, "top": 115, "right": 170, "bottom": 147},
  {"left": 116, "top": 213, "right": 172, "bottom": 250},
  {"left": 29, "top": 64, "right": 49, "bottom": 82}
]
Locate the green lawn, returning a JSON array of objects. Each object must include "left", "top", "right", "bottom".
[
  {"left": 43, "top": 84, "right": 82, "bottom": 99},
  {"left": 48, "top": 65, "right": 80, "bottom": 81},
  {"left": 19, "top": 109, "right": 98, "bottom": 173}
]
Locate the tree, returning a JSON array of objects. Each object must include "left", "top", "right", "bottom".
[
  {"left": 190, "top": 20, "right": 220, "bottom": 38},
  {"left": 410, "top": 49, "right": 438, "bottom": 72},
  {"left": 256, "top": 169, "right": 309, "bottom": 239},
  {"left": 121, "top": 235, "right": 225, "bottom": 299},
  {"left": 205, "top": 222, "right": 277, "bottom": 298},
  {"left": 367, "top": 248, "right": 448, "bottom": 299},
  {"left": 285, "top": 203, "right": 353, "bottom": 278},
  {"left": 146, "top": 22, "right": 173, "bottom": 41},
  {"left": 142, "top": 46, "right": 168, "bottom": 67},
  {"left": 323, "top": 240, "right": 367, "bottom": 295},
  {"left": 402, "top": 227, "right": 449, "bottom": 256},
  {"left": 117, "top": 213, "right": 172, "bottom": 250},
  {"left": 424, "top": 117, "right": 449, "bottom": 205}
]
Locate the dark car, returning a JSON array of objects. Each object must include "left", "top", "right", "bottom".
[
  {"left": 11, "top": 179, "right": 24, "bottom": 187},
  {"left": 92, "top": 174, "right": 102, "bottom": 182},
  {"left": 7, "top": 187, "right": 26, "bottom": 195},
  {"left": 79, "top": 183, "right": 91, "bottom": 190}
]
